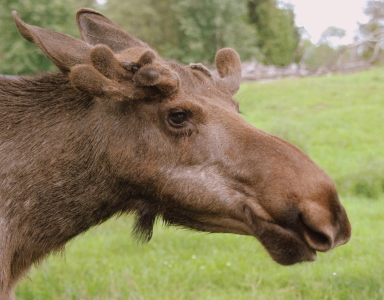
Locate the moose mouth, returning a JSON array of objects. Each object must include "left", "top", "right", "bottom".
[
  {"left": 246, "top": 210, "right": 318, "bottom": 265},
  {"left": 163, "top": 205, "right": 317, "bottom": 266}
]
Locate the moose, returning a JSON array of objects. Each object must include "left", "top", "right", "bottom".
[{"left": 0, "top": 9, "right": 351, "bottom": 299}]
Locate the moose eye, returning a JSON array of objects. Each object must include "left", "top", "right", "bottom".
[{"left": 168, "top": 111, "right": 189, "bottom": 127}]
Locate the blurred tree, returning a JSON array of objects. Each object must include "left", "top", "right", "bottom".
[
  {"left": 100, "top": 0, "right": 186, "bottom": 61},
  {"left": 102, "top": 0, "right": 258, "bottom": 64},
  {"left": 0, "top": 0, "right": 87, "bottom": 75},
  {"left": 302, "top": 42, "right": 339, "bottom": 68},
  {"left": 0, "top": 0, "right": 303, "bottom": 74},
  {"left": 360, "top": 0, "right": 384, "bottom": 36},
  {"left": 247, "top": 0, "right": 300, "bottom": 66},
  {"left": 358, "top": 0, "right": 384, "bottom": 62},
  {"left": 318, "top": 26, "right": 346, "bottom": 45},
  {"left": 101, "top": 0, "right": 164, "bottom": 49},
  {"left": 296, "top": 27, "right": 346, "bottom": 69},
  {"left": 172, "top": 0, "right": 258, "bottom": 63}
]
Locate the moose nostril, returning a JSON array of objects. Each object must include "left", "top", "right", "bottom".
[
  {"left": 303, "top": 225, "right": 333, "bottom": 252},
  {"left": 299, "top": 215, "right": 334, "bottom": 252}
]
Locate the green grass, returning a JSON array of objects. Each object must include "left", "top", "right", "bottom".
[{"left": 16, "top": 68, "right": 384, "bottom": 299}]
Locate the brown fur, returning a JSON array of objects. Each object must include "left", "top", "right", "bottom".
[{"left": 0, "top": 9, "right": 351, "bottom": 299}]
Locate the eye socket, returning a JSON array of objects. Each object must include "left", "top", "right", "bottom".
[{"left": 168, "top": 110, "right": 189, "bottom": 127}]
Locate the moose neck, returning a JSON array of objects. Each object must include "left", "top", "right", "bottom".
[{"left": 0, "top": 73, "right": 139, "bottom": 257}]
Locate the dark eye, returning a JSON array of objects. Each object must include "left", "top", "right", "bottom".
[{"left": 168, "top": 111, "right": 189, "bottom": 127}]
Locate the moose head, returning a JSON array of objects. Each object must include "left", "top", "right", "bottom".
[{"left": 0, "top": 9, "right": 351, "bottom": 299}]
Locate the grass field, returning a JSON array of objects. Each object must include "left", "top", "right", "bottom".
[{"left": 16, "top": 68, "right": 384, "bottom": 299}]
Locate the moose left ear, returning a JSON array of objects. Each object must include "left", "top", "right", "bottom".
[
  {"left": 215, "top": 48, "right": 242, "bottom": 95},
  {"left": 12, "top": 11, "right": 91, "bottom": 73},
  {"left": 76, "top": 8, "right": 150, "bottom": 52}
]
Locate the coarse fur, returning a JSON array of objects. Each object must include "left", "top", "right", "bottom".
[{"left": 0, "top": 9, "right": 351, "bottom": 300}]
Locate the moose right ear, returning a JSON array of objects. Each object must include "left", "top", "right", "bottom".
[
  {"left": 12, "top": 11, "right": 91, "bottom": 73},
  {"left": 76, "top": 8, "right": 150, "bottom": 52},
  {"left": 215, "top": 48, "right": 242, "bottom": 95}
]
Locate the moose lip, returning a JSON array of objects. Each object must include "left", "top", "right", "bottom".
[{"left": 245, "top": 208, "right": 318, "bottom": 265}]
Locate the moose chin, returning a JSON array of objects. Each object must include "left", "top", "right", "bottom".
[{"left": 0, "top": 9, "right": 351, "bottom": 300}]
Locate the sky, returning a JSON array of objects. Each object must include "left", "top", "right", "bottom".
[{"left": 282, "top": 0, "right": 370, "bottom": 44}]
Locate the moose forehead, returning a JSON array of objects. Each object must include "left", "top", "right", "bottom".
[{"left": 169, "top": 62, "right": 239, "bottom": 112}]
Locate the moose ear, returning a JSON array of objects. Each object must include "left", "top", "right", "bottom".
[
  {"left": 76, "top": 8, "right": 149, "bottom": 52},
  {"left": 12, "top": 11, "right": 91, "bottom": 73},
  {"left": 215, "top": 48, "right": 242, "bottom": 95}
]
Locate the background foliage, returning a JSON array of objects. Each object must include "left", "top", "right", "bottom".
[
  {"left": 0, "top": 0, "right": 78, "bottom": 74},
  {"left": 247, "top": 0, "right": 300, "bottom": 65},
  {"left": 0, "top": 0, "right": 300, "bottom": 74},
  {"left": 2, "top": 0, "right": 384, "bottom": 75}
]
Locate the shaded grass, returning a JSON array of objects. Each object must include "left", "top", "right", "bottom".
[{"left": 16, "top": 69, "right": 384, "bottom": 298}]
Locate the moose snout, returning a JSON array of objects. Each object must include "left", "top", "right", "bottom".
[{"left": 299, "top": 202, "right": 351, "bottom": 252}]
